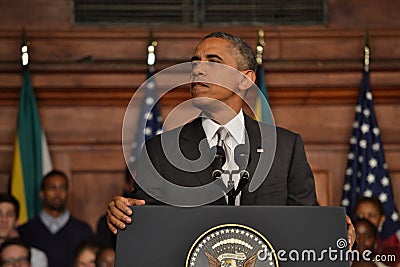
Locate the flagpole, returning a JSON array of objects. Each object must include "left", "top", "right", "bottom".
[
  {"left": 21, "top": 28, "right": 30, "bottom": 67},
  {"left": 128, "top": 30, "right": 163, "bottom": 169},
  {"left": 364, "top": 28, "right": 370, "bottom": 72},
  {"left": 147, "top": 29, "right": 157, "bottom": 71},
  {"left": 256, "top": 28, "right": 265, "bottom": 66}
]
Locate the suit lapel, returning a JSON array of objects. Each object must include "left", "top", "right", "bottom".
[
  {"left": 180, "top": 117, "right": 216, "bottom": 186},
  {"left": 241, "top": 114, "right": 262, "bottom": 204}
]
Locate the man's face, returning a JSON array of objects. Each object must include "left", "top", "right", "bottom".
[
  {"left": 40, "top": 175, "right": 68, "bottom": 212},
  {"left": 0, "top": 203, "right": 17, "bottom": 241},
  {"left": 0, "top": 244, "right": 30, "bottom": 267},
  {"left": 190, "top": 38, "right": 243, "bottom": 113}
]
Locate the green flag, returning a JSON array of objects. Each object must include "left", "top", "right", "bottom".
[{"left": 11, "top": 68, "right": 52, "bottom": 223}]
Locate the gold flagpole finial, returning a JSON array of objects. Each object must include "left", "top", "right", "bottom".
[
  {"left": 256, "top": 28, "right": 265, "bottom": 65},
  {"left": 147, "top": 29, "right": 157, "bottom": 67},
  {"left": 364, "top": 28, "right": 370, "bottom": 72},
  {"left": 21, "top": 28, "right": 30, "bottom": 66}
]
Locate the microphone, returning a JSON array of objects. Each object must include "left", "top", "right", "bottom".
[
  {"left": 211, "top": 145, "right": 226, "bottom": 179},
  {"left": 234, "top": 144, "right": 250, "bottom": 179},
  {"left": 234, "top": 144, "right": 249, "bottom": 169},
  {"left": 227, "top": 144, "right": 250, "bottom": 205}
]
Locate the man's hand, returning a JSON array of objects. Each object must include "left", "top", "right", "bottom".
[
  {"left": 106, "top": 196, "right": 145, "bottom": 234},
  {"left": 346, "top": 215, "right": 356, "bottom": 249}
]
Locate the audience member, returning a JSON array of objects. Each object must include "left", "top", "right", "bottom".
[
  {"left": 355, "top": 197, "right": 400, "bottom": 248},
  {"left": 352, "top": 218, "right": 389, "bottom": 267},
  {"left": 0, "top": 238, "right": 31, "bottom": 267},
  {"left": 0, "top": 193, "right": 47, "bottom": 267},
  {"left": 73, "top": 239, "right": 100, "bottom": 267},
  {"left": 18, "top": 170, "right": 93, "bottom": 267},
  {"left": 95, "top": 246, "right": 115, "bottom": 267}
]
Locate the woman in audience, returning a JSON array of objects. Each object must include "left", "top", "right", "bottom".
[{"left": 73, "top": 239, "right": 100, "bottom": 267}]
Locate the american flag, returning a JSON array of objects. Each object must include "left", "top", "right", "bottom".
[
  {"left": 341, "top": 69, "right": 400, "bottom": 239},
  {"left": 128, "top": 66, "right": 163, "bottom": 169}
]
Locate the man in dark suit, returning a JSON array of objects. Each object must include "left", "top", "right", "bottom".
[{"left": 106, "top": 32, "right": 355, "bottom": 245}]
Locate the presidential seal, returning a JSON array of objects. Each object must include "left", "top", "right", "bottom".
[{"left": 186, "top": 224, "right": 278, "bottom": 267}]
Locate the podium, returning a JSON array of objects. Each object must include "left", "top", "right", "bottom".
[{"left": 115, "top": 206, "right": 349, "bottom": 266}]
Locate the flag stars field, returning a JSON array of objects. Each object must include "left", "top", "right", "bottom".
[
  {"left": 367, "top": 173, "right": 375, "bottom": 184},
  {"left": 368, "top": 158, "right": 378, "bottom": 168},
  {"left": 372, "top": 143, "right": 380, "bottom": 151},
  {"left": 363, "top": 189, "right": 373, "bottom": 198},
  {"left": 379, "top": 192, "right": 388, "bottom": 203},
  {"left": 350, "top": 137, "right": 357, "bottom": 144},
  {"left": 392, "top": 212, "right": 399, "bottom": 222},
  {"left": 363, "top": 108, "right": 370, "bottom": 117},
  {"left": 361, "top": 123, "right": 370, "bottom": 134},
  {"left": 359, "top": 139, "right": 367, "bottom": 149},
  {"left": 381, "top": 177, "right": 389, "bottom": 187},
  {"left": 343, "top": 183, "right": 351, "bottom": 191}
]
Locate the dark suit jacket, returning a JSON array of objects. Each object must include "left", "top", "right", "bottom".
[{"left": 132, "top": 113, "right": 316, "bottom": 206}]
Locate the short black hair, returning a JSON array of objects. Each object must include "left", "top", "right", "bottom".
[
  {"left": 0, "top": 238, "right": 31, "bottom": 262},
  {"left": 41, "top": 170, "right": 69, "bottom": 190},
  {"left": 0, "top": 193, "right": 20, "bottom": 220},
  {"left": 202, "top": 32, "right": 257, "bottom": 72},
  {"left": 355, "top": 197, "right": 385, "bottom": 216}
]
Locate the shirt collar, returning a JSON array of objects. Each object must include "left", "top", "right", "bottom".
[
  {"left": 40, "top": 209, "right": 70, "bottom": 234},
  {"left": 202, "top": 110, "right": 245, "bottom": 145}
]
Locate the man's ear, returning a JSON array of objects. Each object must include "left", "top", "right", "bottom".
[
  {"left": 239, "top": 70, "right": 256, "bottom": 91},
  {"left": 39, "top": 190, "right": 44, "bottom": 200}
]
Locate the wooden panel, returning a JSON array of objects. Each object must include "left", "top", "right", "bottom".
[
  {"left": 272, "top": 104, "right": 400, "bottom": 145},
  {"left": 329, "top": 0, "right": 400, "bottom": 28},
  {"left": 0, "top": 0, "right": 71, "bottom": 30},
  {"left": 0, "top": 172, "right": 10, "bottom": 193},
  {"left": 69, "top": 171, "right": 126, "bottom": 231}
]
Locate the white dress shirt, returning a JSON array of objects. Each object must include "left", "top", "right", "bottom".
[{"left": 202, "top": 110, "right": 246, "bottom": 205}]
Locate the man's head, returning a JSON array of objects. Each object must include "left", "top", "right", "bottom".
[
  {"left": 202, "top": 32, "right": 257, "bottom": 72},
  {"left": 0, "top": 194, "right": 19, "bottom": 244},
  {"left": 354, "top": 197, "right": 385, "bottom": 231},
  {"left": 190, "top": 32, "right": 257, "bottom": 121},
  {"left": 0, "top": 238, "right": 31, "bottom": 267},
  {"left": 40, "top": 170, "right": 69, "bottom": 214}
]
